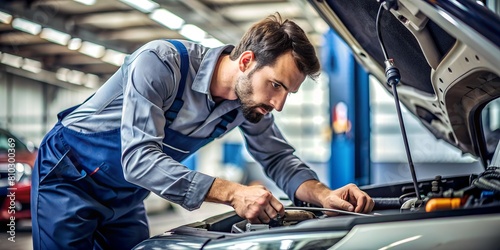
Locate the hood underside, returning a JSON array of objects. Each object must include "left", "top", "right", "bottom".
[{"left": 309, "top": 0, "right": 500, "bottom": 164}]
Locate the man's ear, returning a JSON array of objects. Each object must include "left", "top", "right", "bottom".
[{"left": 238, "top": 51, "right": 254, "bottom": 72}]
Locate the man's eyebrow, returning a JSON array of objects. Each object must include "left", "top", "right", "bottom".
[{"left": 274, "top": 80, "right": 298, "bottom": 94}]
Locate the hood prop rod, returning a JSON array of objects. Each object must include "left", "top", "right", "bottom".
[{"left": 376, "top": 0, "right": 422, "bottom": 206}]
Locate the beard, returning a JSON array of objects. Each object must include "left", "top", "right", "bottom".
[{"left": 235, "top": 71, "right": 273, "bottom": 124}]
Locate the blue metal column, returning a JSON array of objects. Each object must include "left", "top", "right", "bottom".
[
  {"left": 182, "top": 154, "right": 197, "bottom": 170},
  {"left": 354, "top": 59, "right": 371, "bottom": 186},
  {"left": 322, "top": 29, "right": 370, "bottom": 188}
]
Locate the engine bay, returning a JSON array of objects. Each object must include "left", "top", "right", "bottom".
[
  {"left": 179, "top": 162, "right": 500, "bottom": 235},
  {"left": 168, "top": 143, "right": 500, "bottom": 239}
]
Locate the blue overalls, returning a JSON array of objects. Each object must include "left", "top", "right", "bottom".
[{"left": 31, "top": 40, "right": 238, "bottom": 250}]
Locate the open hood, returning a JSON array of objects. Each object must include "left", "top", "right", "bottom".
[{"left": 309, "top": 0, "right": 500, "bottom": 165}]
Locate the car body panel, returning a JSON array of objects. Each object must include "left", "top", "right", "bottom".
[
  {"left": 133, "top": 233, "right": 211, "bottom": 250},
  {"left": 332, "top": 213, "right": 499, "bottom": 249},
  {"left": 133, "top": 203, "right": 500, "bottom": 249}
]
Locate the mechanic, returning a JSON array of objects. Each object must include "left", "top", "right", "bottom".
[{"left": 31, "top": 13, "right": 374, "bottom": 249}]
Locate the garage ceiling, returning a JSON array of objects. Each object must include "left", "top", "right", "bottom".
[{"left": 0, "top": 0, "right": 328, "bottom": 89}]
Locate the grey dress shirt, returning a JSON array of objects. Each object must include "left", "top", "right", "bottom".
[{"left": 62, "top": 39, "right": 319, "bottom": 210}]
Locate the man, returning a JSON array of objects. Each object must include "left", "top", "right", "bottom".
[{"left": 31, "top": 13, "right": 374, "bottom": 249}]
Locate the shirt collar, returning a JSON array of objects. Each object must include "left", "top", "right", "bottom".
[{"left": 191, "top": 44, "right": 235, "bottom": 95}]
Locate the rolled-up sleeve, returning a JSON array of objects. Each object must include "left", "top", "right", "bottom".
[
  {"left": 120, "top": 45, "right": 214, "bottom": 211},
  {"left": 239, "top": 114, "right": 319, "bottom": 205}
]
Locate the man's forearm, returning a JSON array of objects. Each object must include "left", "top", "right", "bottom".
[
  {"left": 294, "top": 179, "right": 331, "bottom": 206},
  {"left": 204, "top": 178, "right": 285, "bottom": 222},
  {"left": 295, "top": 181, "right": 374, "bottom": 214},
  {"left": 205, "top": 178, "right": 240, "bottom": 205}
]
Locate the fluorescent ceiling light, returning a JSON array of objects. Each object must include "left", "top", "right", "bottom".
[
  {"left": 180, "top": 24, "right": 206, "bottom": 42},
  {"left": 201, "top": 38, "right": 224, "bottom": 48},
  {"left": 56, "top": 68, "right": 70, "bottom": 82},
  {"left": 102, "top": 49, "right": 127, "bottom": 66},
  {"left": 79, "top": 41, "right": 105, "bottom": 58},
  {"left": 22, "top": 58, "right": 42, "bottom": 73},
  {"left": 74, "top": 0, "right": 96, "bottom": 5},
  {"left": 84, "top": 73, "right": 100, "bottom": 89},
  {"left": 67, "top": 70, "right": 85, "bottom": 85},
  {"left": 68, "top": 38, "right": 82, "bottom": 50},
  {"left": 1, "top": 53, "right": 23, "bottom": 68},
  {"left": 121, "top": 0, "right": 159, "bottom": 13},
  {"left": 0, "top": 11, "right": 13, "bottom": 24},
  {"left": 149, "top": 8, "right": 184, "bottom": 30},
  {"left": 40, "top": 28, "right": 71, "bottom": 45},
  {"left": 12, "top": 18, "right": 42, "bottom": 35}
]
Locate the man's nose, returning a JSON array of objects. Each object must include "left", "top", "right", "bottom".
[{"left": 270, "top": 93, "right": 287, "bottom": 112}]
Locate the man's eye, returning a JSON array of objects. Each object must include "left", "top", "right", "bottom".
[{"left": 271, "top": 82, "right": 281, "bottom": 88}]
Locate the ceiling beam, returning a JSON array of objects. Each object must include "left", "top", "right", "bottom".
[
  {"left": 100, "top": 27, "right": 182, "bottom": 42},
  {"left": 176, "top": 0, "right": 245, "bottom": 43},
  {"left": 0, "top": 31, "right": 47, "bottom": 45},
  {"left": 0, "top": 43, "right": 77, "bottom": 58},
  {"left": 49, "top": 54, "right": 104, "bottom": 66},
  {"left": 0, "top": 64, "right": 103, "bottom": 91},
  {"left": 0, "top": 3, "right": 134, "bottom": 53},
  {"left": 73, "top": 64, "right": 119, "bottom": 75}
]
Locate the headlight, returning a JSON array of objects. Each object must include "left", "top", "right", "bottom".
[{"left": 15, "top": 163, "right": 32, "bottom": 183}]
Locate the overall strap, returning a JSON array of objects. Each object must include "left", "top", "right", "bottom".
[
  {"left": 165, "top": 40, "right": 190, "bottom": 125},
  {"left": 210, "top": 109, "right": 239, "bottom": 139}
]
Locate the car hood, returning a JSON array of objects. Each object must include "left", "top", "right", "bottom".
[{"left": 308, "top": 0, "right": 500, "bottom": 164}]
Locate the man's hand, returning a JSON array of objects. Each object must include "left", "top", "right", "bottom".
[
  {"left": 231, "top": 184, "right": 284, "bottom": 223},
  {"left": 320, "top": 183, "right": 374, "bottom": 216},
  {"left": 295, "top": 180, "right": 374, "bottom": 215},
  {"left": 206, "top": 178, "right": 284, "bottom": 223}
]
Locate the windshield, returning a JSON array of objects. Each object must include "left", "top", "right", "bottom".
[{"left": 482, "top": 98, "right": 500, "bottom": 160}]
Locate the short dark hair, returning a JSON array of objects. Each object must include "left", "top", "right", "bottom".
[{"left": 230, "top": 12, "right": 321, "bottom": 80}]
